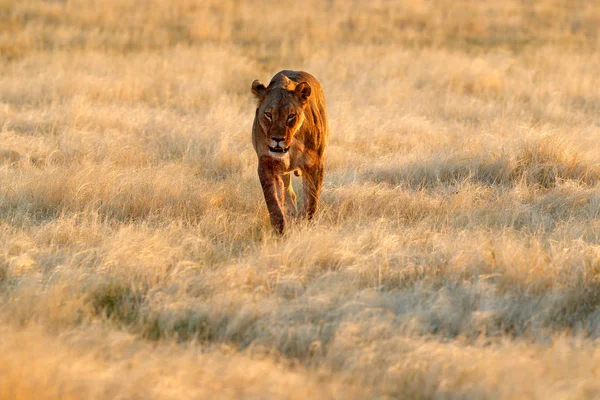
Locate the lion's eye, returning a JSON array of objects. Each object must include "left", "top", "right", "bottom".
[
  {"left": 264, "top": 112, "right": 272, "bottom": 120},
  {"left": 287, "top": 114, "right": 296, "bottom": 121}
]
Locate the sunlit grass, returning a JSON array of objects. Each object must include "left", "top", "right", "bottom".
[{"left": 1, "top": 0, "right": 600, "bottom": 398}]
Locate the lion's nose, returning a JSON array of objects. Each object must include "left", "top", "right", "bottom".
[{"left": 272, "top": 137, "right": 285, "bottom": 143}]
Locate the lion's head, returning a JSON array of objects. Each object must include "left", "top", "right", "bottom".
[{"left": 251, "top": 75, "right": 312, "bottom": 157}]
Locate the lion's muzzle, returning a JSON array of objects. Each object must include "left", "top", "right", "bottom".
[
  {"left": 269, "top": 137, "right": 290, "bottom": 154},
  {"left": 268, "top": 145, "right": 290, "bottom": 154}
]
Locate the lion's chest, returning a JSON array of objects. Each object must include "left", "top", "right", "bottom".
[{"left": 261, "top": 145, "right": 317, "bottom": 174}]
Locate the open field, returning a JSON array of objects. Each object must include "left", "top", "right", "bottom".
[{"left": 1, "top": 0, "right": 600, "bottom": 398}]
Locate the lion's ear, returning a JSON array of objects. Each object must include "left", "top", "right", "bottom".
[
  {"left": 294, "top": 82, "right": 311, "bottom": 104},
  {"left": 251, "top": 80, "right": 267, "bottom": 99}
]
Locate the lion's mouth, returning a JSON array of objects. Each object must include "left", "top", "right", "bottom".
[{"left": 268, "top": 146, "right": 290, "bottom": 154}]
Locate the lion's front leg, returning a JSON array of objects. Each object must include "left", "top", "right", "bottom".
[
  {"left": 283, "top": 173, "right": 297, "bottom": 219},
  {"left": 302, "top": 163, "right": 324, "bottom": 220},
  {"left": 258, "top": 162, "right": 286, "bottom": 234}
]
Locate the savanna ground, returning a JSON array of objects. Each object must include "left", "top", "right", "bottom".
[{"left": 1, "top": 0, "right": 600, "bottom": 398}]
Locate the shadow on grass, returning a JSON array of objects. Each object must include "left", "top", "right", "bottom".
[{"left": 361, "top": 138, "right": 600, "bottom": 189}]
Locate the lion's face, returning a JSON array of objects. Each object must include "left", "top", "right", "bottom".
[{"left": 252, "top": 76, "right": 311, "bottom": 158}]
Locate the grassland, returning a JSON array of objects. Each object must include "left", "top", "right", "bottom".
[{"left": 1, "top": 0, "right": 600, "bottom": 398}]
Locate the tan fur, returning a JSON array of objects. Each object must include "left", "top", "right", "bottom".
[{"left": 251, "top": 70, "right": 329, "bottom": 234}]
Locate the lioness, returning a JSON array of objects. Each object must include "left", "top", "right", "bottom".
[{"left": 251, "top": 70, "right": 328, "bottom": 234}]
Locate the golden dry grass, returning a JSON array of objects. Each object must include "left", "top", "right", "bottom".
[{"left": 1, "top": 0, "right": 600, "bottom": 398}]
